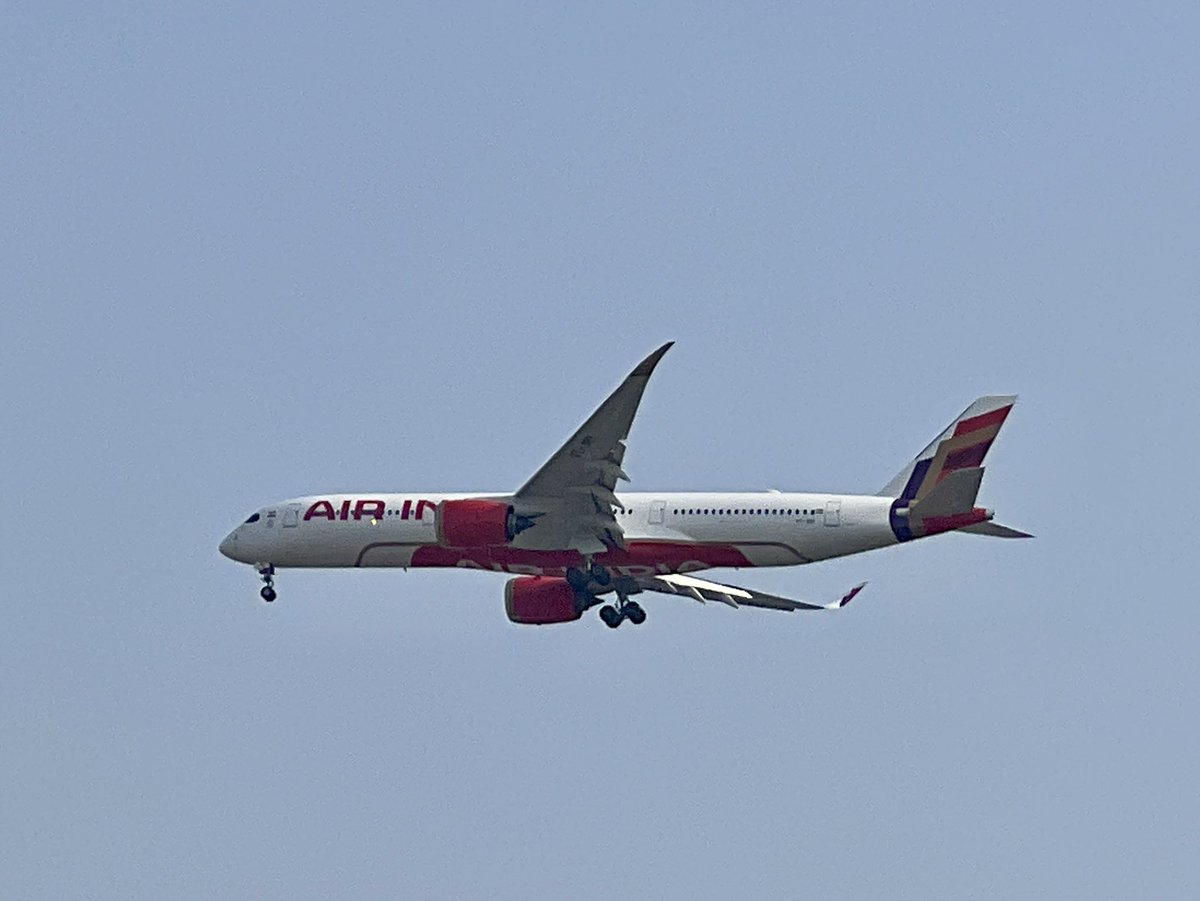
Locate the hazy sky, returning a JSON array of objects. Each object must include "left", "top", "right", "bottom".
[{"left": 3, "top": 3, "right": 1198, "bottom": 898}]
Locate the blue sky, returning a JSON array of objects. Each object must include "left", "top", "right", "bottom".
[{"left": 3, "top": 3, "right": 1198, "bottom": 898}]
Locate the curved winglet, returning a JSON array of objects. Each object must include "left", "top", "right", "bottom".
[
  {"left": 836, "top": 583, "right": 867, "bottom": 608},
  {"left": 631, "top": 341, "right": 675, "bottom": 377}
]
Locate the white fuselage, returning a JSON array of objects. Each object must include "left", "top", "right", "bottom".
[{"left": 219, "top": 491, "right": 901, "bottom": 577}]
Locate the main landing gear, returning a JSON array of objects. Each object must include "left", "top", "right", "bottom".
[
  {"left": 566, "top": 562, "right": 612, "bottom": 592},
  {"left": 257, "top": 564, "right": 277, "bottom": 602},
  {"left": 567, "top": 562, "right": 646, "bottom": 629},
  {"left": 599, "top": 599, "right": 645, "bottom": 629}
]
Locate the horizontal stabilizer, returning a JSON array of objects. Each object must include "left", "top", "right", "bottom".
[
  {"left": 909, "top": 466, "right": 985, "bottom": 519},
  {"left": 958, "top": 521, "right": 1034, "bottom": 539}
]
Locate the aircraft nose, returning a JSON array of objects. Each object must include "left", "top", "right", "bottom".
[{"left": 219, "top": 530, "right": 239, "bottom": 560}]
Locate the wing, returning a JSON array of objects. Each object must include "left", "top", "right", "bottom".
[
  {"left": 512, "top": 342, "right": 673, "bottom": 554},
  {"left": 635, "top": 573, "right": 867, "bottom": 612}
]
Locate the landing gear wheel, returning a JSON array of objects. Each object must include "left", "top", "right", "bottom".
[
  {"left": 624, "top": 601, "right": 646, "bottom": 625},
  {"left": 599, "top": 605, "right": 622, "bottom": 628},
  {"left": 257, "top": 564, "right": 276, "bottom": 602}
]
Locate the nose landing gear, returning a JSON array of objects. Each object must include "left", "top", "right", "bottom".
[{"left": 257, "top": 564, "right": 276, "bottom": 602}]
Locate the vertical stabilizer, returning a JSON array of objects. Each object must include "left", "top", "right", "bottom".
[
  {"left": 881, "top": 396, "right": 1020, "bottom": 542},
  {"left": 879, "top": 395, "right": 1016, "bottom": 501}
]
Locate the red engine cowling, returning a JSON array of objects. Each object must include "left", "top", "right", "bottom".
[
  {"left": 504, "top": 577, "right": 583, "bottom": 625},
  {"left": 436, "top": 499, "right": 515, "bottom": 547}
]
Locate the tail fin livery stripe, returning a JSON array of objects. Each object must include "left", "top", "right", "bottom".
[
  {"left": 919, "top": 508, "right": 991, "bottom": 536},
  {"left": 925, "top": 413, "right": 1010, "bottom": 494},
  {"left": 881, "top": 396, "right": 1015, "bottom": 501},
  {"left": 883, "top": 395, "right": 1017, "bottom": 541},
  {"left": 898, "top": 458, "right": 933, "bottom": 502},
  {"left": 943, "top": 441, "right": 991, "bottom": 472},
  {"left": 953, "top": 404, "right": 1012, "bottom": 437}
]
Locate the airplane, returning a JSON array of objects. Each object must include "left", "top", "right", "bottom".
[{"left": 219, "top": 342, "right": 1030, "bottom": 628}]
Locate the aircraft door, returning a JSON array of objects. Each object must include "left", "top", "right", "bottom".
[
  {"left": 649, "top": 501, "right": 666, "bottom": 525},
  {"left": 282, "top": 504, "right": 301, "bottom": 528},
  {"left": 823, "top": 499, "right": 842, "bottom": 527}
]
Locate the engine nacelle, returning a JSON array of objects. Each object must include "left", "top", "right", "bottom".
[
  {"left": 436, "top": 499, "right": 516, "bottom": 547},
  {"left": 504, "top": 577, "right": 583, "bottom": 625}
]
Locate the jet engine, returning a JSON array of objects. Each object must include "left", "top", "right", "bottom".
[
  {"left": 436, "top": 499, "right": 517, "bottom": 547},
  {"left": 504, "top": 577, "right": 583, "bottom": 625}
]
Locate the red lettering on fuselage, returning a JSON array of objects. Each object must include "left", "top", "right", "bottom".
[
  {"left": 354, "top": 499, "right": 386, "bottom": 521},
  {"left": 304, "top": 500, "right": 336, "bottom": 521},
  {"left": 408, "top": 543, "right": 751, "bottom": 574},
  {"left": 305, "top": 498, "right": 430, "bottom": 522},
  {"left": 443, "top": 561, "right": 708, "bottom": 577},
  {"left": 397, "top": 499, "right": 434, "bottom": 520},
  {"left": 399, "top": 499, "right": 435, "bottom": 520}
]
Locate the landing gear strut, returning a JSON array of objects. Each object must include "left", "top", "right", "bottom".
[
  {"left": 589, "top": 561, "right": 612, "bottom": 586},
  {"left": 566, "top": 562, "right": 614, "bottom": 592},
  {"left": 258, "top": 564, "right": 276, "bottom": 602}
]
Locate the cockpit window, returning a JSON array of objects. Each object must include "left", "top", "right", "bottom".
[{"left": 245, "top": 513, "right": 261, "bottom": 524}]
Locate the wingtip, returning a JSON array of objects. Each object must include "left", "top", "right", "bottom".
[
  {"left": 837, "top": 582, "right": 867, "bottom": 608},
  {"left": 631, "top": 341, "right": 675, "bottom": 377}
]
